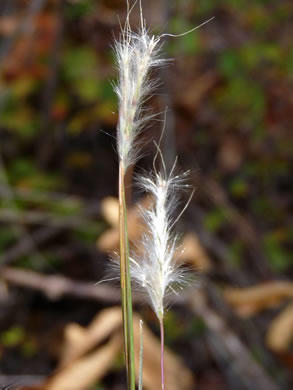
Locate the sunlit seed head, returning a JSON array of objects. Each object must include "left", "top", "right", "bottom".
[
  {"left": 114, "top": 7, "right": 167, "bottom": 168},
  {"left": 129, "top": 163, "right": 193, "bottom": 319}
]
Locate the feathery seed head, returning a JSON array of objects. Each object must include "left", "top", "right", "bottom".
[
  {"left": 115, "top": 14, "right": 166, "bottom": 168},
  {"left": 130, "top": 165, "right": 192, "bottom": 320}
]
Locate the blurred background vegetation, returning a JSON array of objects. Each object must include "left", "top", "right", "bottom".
[{"left": 0, "top": 1, "right": 292, "bottom": 389}]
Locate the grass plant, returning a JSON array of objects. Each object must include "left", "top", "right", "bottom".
[
  {"left": 115, "top": 2, "right": 165, "bottom": 389},
  {"left": 114, "top": 2, "right": 208, "bottom": 389},
  {"left": 129, "top": 163, "right": 193, "bottom": 390}
]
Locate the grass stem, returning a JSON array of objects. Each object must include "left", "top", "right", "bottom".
[
  {"left": 119, "top": 162, "right": 135, "bottom": 390},
  {"left": 160, "top": 318, "right": 165, "bottom": 390},
  {"left": 139, "top": 319, "right": 144, "bottom": 390}
]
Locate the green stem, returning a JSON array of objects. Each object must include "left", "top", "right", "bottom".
[
  {"left": 139, "top": 319, "right": 144, "bottom": 390},
  {"left": 119, "top": 162, "right": 135, "bottom": 390},
  {"left": 160, "top": 318, "right": 165, "bottom": 390}
]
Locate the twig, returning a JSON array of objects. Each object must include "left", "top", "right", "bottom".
[
  {"left": 189, "top": 289, "right": 280, "bottom": 390},
  {"left": 1, "top": 266, "right": 121, "bottom": 303},
  {"left": 0, "top": 208, "right": 99, "bottom": 229},
  {"left": 0, "top": 374, "right": 45, "bottom": 388},
  {"left": 0, "top": 184, "right": 92, "bottom": 205},
  {"left": 197, "top": 173, "right": 273, "bottom": 278},
  {"left": 0, "top": 226, "right": 61, "bottom": 266},
  {"left": 0, "top": 153, "right": 48, "bottom": 267}
]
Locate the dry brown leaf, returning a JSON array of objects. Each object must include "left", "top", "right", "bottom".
[
  {"left": 101, "top": 196, "right": 119, "bottom": 227},
  {"left": 97, "top": 196, "right": 150, "bottom": 252},
  {"left": 0, "top": 16, "right": 18, "bottom": 35},
  {"left": 28, "top": 306, "right": 193, "bottom": 390},
  {"left": 217, "top": 136, "right": 245, "bottom": 173},
  {"left": 46, "top": 333, "right": 121, "bottom": 390},
  {"left": 133, "top": 315, "right": 194, "bottom": 390},
  {"left": 224, "top": 281, "right": 293, "bottom": 316},
  {"left": 175, "top": 71, "right": 217, "bottom": 113},
  {"left": 61, "top": 307, "right": 122, "bottom": 365},
  {"left": 3, "top": 13, "right": 57, "bottom": 81},
  {"left": 177, "top": 233, "right": 212, "bottom": 272},
  {"left": 266, "top": 303, "right": 293, "bottom": 352}
]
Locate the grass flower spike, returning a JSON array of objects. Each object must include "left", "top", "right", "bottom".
[
  {"left": 115, "top": 5, "right": 166, "bottom": 389},
  {"left": 130, "top": 164, "right": 191, "bottom": 320},
  {"left": 113, "top": 3, "right": 207, "bottom": 388},
  {"left": 115, "top": 7, "right": 165, "bottom": 168},
  {"left": 130, "top": 161, "right": 192, "bottom": 390}
]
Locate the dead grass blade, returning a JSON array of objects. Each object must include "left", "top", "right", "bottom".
[
  {"left": 266, "top": 303, "right": 293, "bottom": 352},
  {"left": 224, "top": 281, "right": 293, "bottom": 316}
]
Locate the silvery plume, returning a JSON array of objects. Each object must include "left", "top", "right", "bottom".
[
  {"left": 114, "top": 4, "right": 167, "bottom": 169},
  {"left": 130, "top": 162, "right": 193, "bottom": 320}
]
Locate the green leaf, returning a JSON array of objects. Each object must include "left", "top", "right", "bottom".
[
  {"left": 219, "top": 51, "right": 244, "bottom": 78},
  {"left": 167, "top": 18, "right": 200, "bottom": 56},
  {"left": 263, "top": 233, "right": 291, "bottom": 272},
  {"left": 164, "top": 311, "right": 183, "bottom": 343},
  {"left": 65, "top": 0, "right": 94, "bottom": 20},
  {"left": 73, "top": 222, "right": 106, "bottom": 243},
  {"left": 228, "top": 239, "right": 245, "bottom": 267},
  {"left": 1, "top": 326, "right": 25, "bottom": 347},
  {"left": 229, "top": 178, "right": 248, "bottom": 198},
  {"left": 63, "top": 47, "right": 98, "bottom": 80},
  {"left": 0, "top": 227, "right": 17, "bottom": 249},
  {"left": 204, "top": 208, "right": 231, "bottom": 232}
]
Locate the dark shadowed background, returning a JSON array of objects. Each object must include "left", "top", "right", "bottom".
[{"left": 0, "top": 1, "right": 292, "bottom": 389}]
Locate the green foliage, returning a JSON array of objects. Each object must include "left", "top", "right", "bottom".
[
  {"left": 62, "top": 47, "right": 101, "bottom": 102},
  {"left": 0, "top": 78, "right": 40, "bottom": 137},
  {"left": 204, "top": 208, "right": 232, "bottom": 232},
  {"left": 285, "top": 47, "right": 293, "bottom": 80},
  {"left": 228, "top": 239, "right": 245, "bottom": 267},
  {"left": 47, "top": 198, "right": 83, "bottom": 216},
  {"left": 0, "top": 326, "right": 37, "bottom": 357},
  {"left": 229, "top": 177, "right": 249, "bottom": 198},
  {"left": 73, "top": 221, "right": 106, "bottom": 243},
  {"left": 196, "top": 0, "right": 217, "bottom": 14},
  {"left": 0, "top": 105, "right": 39, "bottom": 137},
  {"left": 15, "top": 252, "right": 59, "bottom": 271},
  {"left": 215, "top": 77, "right": 265, "bottom": 127},
  {"left": 188, "top": 317, "right": 206, "bottom": 337},
  {"left": 89, "top": 384, "right": 105, "bottom": 390},
  {"left": 21, "top": 338, "right": 37, "bottom": 357},
  {"left": 65, "top": 0, "right": 94, "bottom": 20},
  {"left": 0, "top": 227, "right": 17, "bottom": 249},
  {"left": 251, "top": 198, "right": 279, "bottom": 222},
  {"left": 219, "top": 44, "right": 283, "bottom": 79},
  {"left": 263, "top": 232, "right": 291, "bottom": 272},
  {"left": 168, "top": 18, "right": 200, "bottom": 56},
  {"left": 0, "top": 326, "right": 25, "bottom": 347},
  {"left": 8, "top": 159, "right": 62, "bottom": 190},
  {"left": 219, "top": 51, "right": 244, "bottom": 78},
  {"left": 163, "top": 311, "right": 183, "bottom": 343}
]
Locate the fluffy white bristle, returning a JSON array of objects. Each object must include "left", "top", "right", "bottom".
[
  {"left": 130, "top": 166, "right": 191, "bottom": 319},
  {"left": 115, "top": 11, "right": 166, "bottom": 168}
]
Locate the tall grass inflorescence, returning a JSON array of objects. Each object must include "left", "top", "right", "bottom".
[
  {"left": 114, "top": 2, "right": 209, "bottom": 389},
  {"left": 130, "top": 165, "right": 192, "bottom": 390},
  {"left": 115, "top": 9, "right": 166, "bottom": 169},
  {"left": 130, "top": 167, "right": 191, "bottom": 321},
  {"left": 115, "top": 3, "right": 166, "bottom": 390}
]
